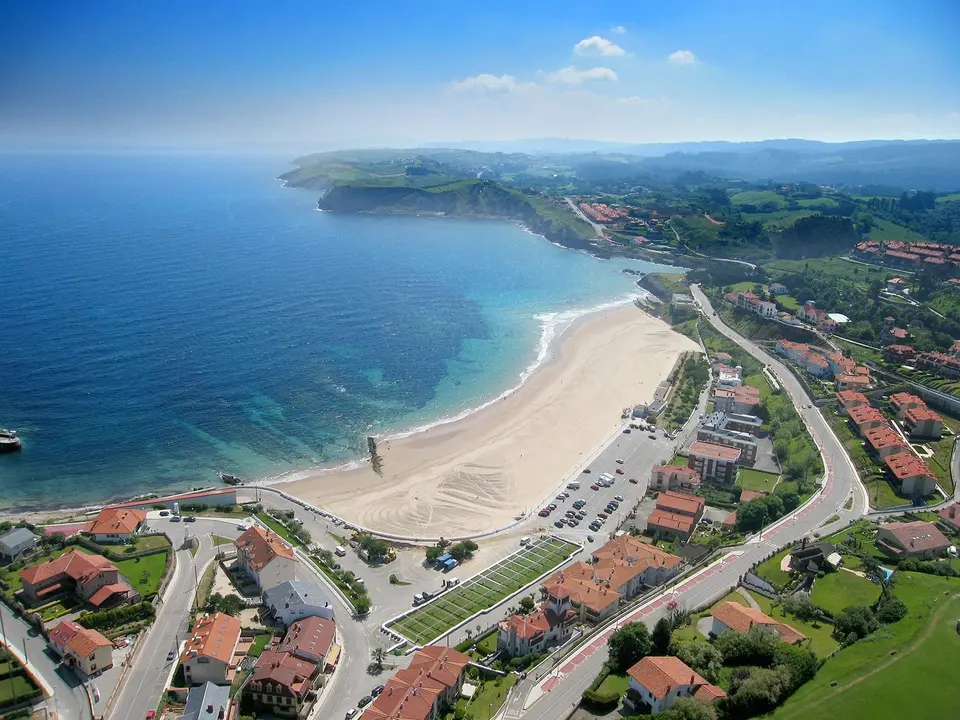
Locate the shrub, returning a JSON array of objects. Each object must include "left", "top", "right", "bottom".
[
  {"left": 581, "top": 689, "right": 621, "bottom": 711},
  {"left": 715, "top": 626, "right": 779, "bottom": 667},
  {"left": 832, "top": 605, "right": 878, "bottom": 642},
  {"left": 874, "top": 594, "right": 907, "bottom": 624}
]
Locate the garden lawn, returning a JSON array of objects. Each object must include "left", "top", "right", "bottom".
[
  {"left": 742, "top": 372, "right": 773, "bottom": 401},
  {"left": 451, "top": 674, "right": 517, "bottom": 719},
  {"left": 115, "top": 551, "right": 169, "bottom": 596},
  {"left": 765, "top": 256, "right": 888, "bottom": 283},
  {"left": 773, "top": 573, "right": 960, "bottom": 720},
  {"left": 748, "top": 592, "right": 838, "bottom": 658},
  {"left": 134, "top": 535, "right": 172, "bottom": 552},
  {"left": 475, "top": 630, "right": 498, "bottom": 656},
  {"left": 672, "top": 590, "right": 749, "bottom": 644},
  {"left": 596, "top": 672, "right": 631, "bottom": 698},
  {"left": 0, "top": 673, "right": 39, "bottom": 705},
  {"left": 737, "top": 468, "right": 780, "bottom": 493},
  {"left": 248, "top": 632, "right": 273, "bottom": 658},
  {"left": 389, "top": 537, "right": 577, "bottom": 645},
  {"left": 811, "top": 570, "right": 883, "bottom": 615},
  {"left": 212, "top": 535, "right": 234, "bottom": 546},
  {"left": 754, "top": 548, "right": 792, "bottom": 588}
]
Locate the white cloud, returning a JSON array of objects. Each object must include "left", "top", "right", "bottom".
[
  {"left": 544, "top": 66, "right": 618, "bottom": 85},
  {"left": 611, "top": 25, "right": 627, "bottom": 34},
  {"left": 616, "top": 95, "right": 660, "bottom": 106},
  {"left": 449, "top": 73, "right": 520, "bottom": 93},
  {"left": 668, "top": 50, "right": 698, "bottom": 65},
  {"left": 573, "top": 36, "right": 625, "bottom": 56}
]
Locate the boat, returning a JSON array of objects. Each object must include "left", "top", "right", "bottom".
[
  {"left": 219, "top": 471, "right": 242, "bottom": 486},
  {"left": 0, "top": 429, "right": 22, "bottom": 454}
]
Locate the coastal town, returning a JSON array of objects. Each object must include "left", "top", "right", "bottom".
[{"left": 2, "top": 267, "right": 958, "bottom": 720}]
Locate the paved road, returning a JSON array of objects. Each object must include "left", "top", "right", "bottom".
[
  {"left": 666, "top": 221, "right": 757, "bottom": 270},
  {"left": 563, "top": 197, "right": 604, "bottom": 238},
  {"left": 0, "top": 601, "right": 90, "bottom": 720},
  {"left": 509, "top": 285, "right": 868, "bottom": 719}
]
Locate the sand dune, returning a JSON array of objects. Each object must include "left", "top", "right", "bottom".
[{"left": 284, "top": 304, "right": 698, "bottom": 537}]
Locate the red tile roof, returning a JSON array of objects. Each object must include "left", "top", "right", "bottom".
[
  {"left": 647, "top": 509, "right": 696, "bottom": 535},
  {"left": 711, "top": 601, "right": 806, "bottom": 644},
  {"left": 20, "top": 549, "right": 116, "bottom": 587},
  {"left": 87, "top": 582, "right": 132, "bottom": 608},
  {"left": 627, "top": 656, "right": 725, "bottom": 701},
  {"left": 890, "top": 392, "right": 924, "bottom": 410},
  {"left": 250, "top": 649, "right": 318, "bottom": 698},
  {"left": 182, "top": 612, "right": 241, "bottom": 664},
  {"left": 48, "top": 620, "right": 80, "bottom": 649},
  {"left": 235, "top": 526, "right": 296, "bottom": 570},
  {"left": 836, "top": 390, "right": 868, "bottom": 406},
  {"left": 87, "top": 507, "right": 145, "bottom": 536},
  {"left": 655, "top": 491, "right": 705, "bottom": 517},
  {"left": 361, "top": 647, "right": 470, "bottom": 720},
  {"left": 277, "top": 616, "right": 335, "bottom": 661},
  {"left": 879, "top": 520, "right": 950, "bottom": 554},
  {"left": 689, "top": 441, "right": 741, "bottom": 462},
  {"left": 847, "top": 405, "right": 887, "bottom": 427},
  {"left": 884, "top": 452, "right": 934, "bottom": 481},
  {"left": 904, "top": 405, "right": 942, "bottom": 424},
  {"left": 66, "top": 626, "right": 111, "bottom": 658},
  {"left": 863, "top": 426, "right": 908, "bottom": 454}
]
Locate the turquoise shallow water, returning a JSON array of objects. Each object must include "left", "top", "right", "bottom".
[{"left": 0, "top": 153, "right": 678, "bottom": 510}]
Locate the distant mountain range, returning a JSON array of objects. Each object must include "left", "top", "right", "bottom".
[{"left": 423, "top": 138, "right": 960, "bottom": 190}]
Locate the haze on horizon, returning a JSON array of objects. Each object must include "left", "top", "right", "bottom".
[{"left": 3, "top": 0, "right": 959, "bottom": 151}]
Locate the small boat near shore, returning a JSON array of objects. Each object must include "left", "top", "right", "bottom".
[
  {"left": 219, "top": 471, "right": 242, "bottom": 485},
  {"left": 0, "top": 429, "right": 22, "bottom": 454}
]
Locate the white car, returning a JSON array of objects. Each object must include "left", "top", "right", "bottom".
[
  {"left": 335, "top": 546, "right": 347, "bottom": 557},
  {"left": 615, "top": 458, "right": 624, "bottom": 464},
  {"left": 236, "top": 523, "right": 248, "bottom": 531}
]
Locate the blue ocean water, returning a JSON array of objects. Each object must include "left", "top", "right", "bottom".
[{"left": 0, "top": 153, "right": 678, "bottom": 509}]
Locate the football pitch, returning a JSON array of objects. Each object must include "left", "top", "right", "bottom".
[{"left": 388, "top": 536, "right": 580, "bottom": 645}]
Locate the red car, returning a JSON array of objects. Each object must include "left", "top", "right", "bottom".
[
  {"left": 538, "top": 509, "right": 550, "bottom": 517},
  {"left": 597, "top": 511, "right": 609, "bottom": 519},
  {"left": 590, "top": 483, "right": 600, "bottom": 491},
  {"left": 629, "top": 478, "right": 638, "bottom": 484},
  {"left": 146, "top": 712, "right": 156, "bottom": 720},
  {"left": 615, "top": 468, "right": 624, "bottom": 475}
]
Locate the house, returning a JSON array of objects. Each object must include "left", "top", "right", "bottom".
[
  {"left": 883, "top": 453, "right": 937, "bottom": 497},
  {"left": 0, "top": 528, "right": 38, "bottom": 562},
  {"left": 263, "top": 580, "right": 334, "bottom": 626},
  {"left": 827, "top": 352, "right": 856, "bottom": 377},
  {"left": 775, "top": 340, "right": 809, "bottom": 362},
  {"left": 703, "top": 602, "right": 806, "bottom": 645},
  {"left": 916, "top": 350, "right": 960, "bottom": 379},
  {"left": 863, "top": 426, "right": 909, "bottom": 460},
  {"left": 835, "top": 390, "right": 868, "bottom": 416},
  {"left": 799, "top": 351, "right": 831, "bottom": 378},
  {"left": 719, "top": 412, "right": 764, "bottom": 437},
  {"left": 542, "top": 537, "right": 682, "bottom": 624},
  {"left": 182, "top": 682, "right": 230, "bottom": 720},
  {"left": 235, "top": 526, "right": 297, "bottom": 591},
  {"left": 497, "top": 588, "right": 577, "bottom": 657},
  {"left": 846, "top": 405, "right": 888, "bottom": 436},
  {"left": 883, "top": 344, "right": 916, "bottom": 364},
  {"left": 875, "top": 520, "right": 950, "bottom": 559},
  {"left": 83, "top": 507, "right": 146, "bottom": 544},
  {"left": 181, "top": 612, "right": 244, "bottom": 686},
  {"left": 835, "top": 374, "right": 873, "bottom": 391},
  {"left": 649, "top": 465, "right": 702, "bottom": 493},
  {"left": 712, "top": 386, "right": 760, "bottom": 414},
  {"left": 47, "top": 620, "right": 114, "bottom": 677},
  {"left": 715, "top": 364, "right": 743, "bottom": 387},
  {"left": 881, "top": 325, "right": 910, "bottom": 346},
  {"left": 19, "top": 549, "right": 132, "bottom": 608},
  {"left": 245, "top": 649, "right": 320, "bottom": 718},
  {"left": 276, "top": 615, "right": 337, "bottom": 667},
  {"left": 359, "top": 646, "right": 470, "bottom": 720},
  {"left": 770, "top": 282, "right": 788, "bottom": 295},
  {"left": 647, "top": 491, "right": 705, "bottom": 542},
  {"left": 889, "top": 392, "right": 925, "bottom": 419},
  {"left": 625, "top": 656, "right": 725, "bottom": 714},
  {"left": 936, "top": 504, "right": 960, "bottom": 532},
  {"left": 688, "top": 441, "right": 740, "bottom": 484},
  {"left": 901, "top": 405, "right": 944, "bottom": 440},
  {"left": 695, "top": 425, "right": 757, "bottom": 465},
  {"left": 886, "top": 277, "right": 907, "bottom": 293},
  {"left": 789, "top": 539, "right": 841, "bottom": 574}
]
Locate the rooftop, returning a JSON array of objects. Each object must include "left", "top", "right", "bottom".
[
  {"left": 884, "top": 452, "right": 934, "bottom": 481},
  {"left": 235, "top": 525, "right": 296, "bottom": 570},
  {"left": 277, "top": 615, "right": 336, "bottom": 660},
  {"left": 879, "top": 520, "right": 950, "bottom": 553},
  {"left": 263, "top": 579, "right": 331, "bottom": 612},
  {"left": 20, "top": 549, "right": 117, "bottom": 587},
  {"left": 689, "top": 441, "right": 741, "bottom": 462},
  {"left": 627, "top": 656, "right": 725, "bottom": 701},
  {"left": 890, "top": 392, "right": 924, "bottom": 408},
  {"left": 904, "top": 405, "right": 942, "bottom": 424},
  {"left": 655, "top": 491, "right": 705, "bottom": 516},
  {"left": 0, "top": 527, "right": 37, "bottom": 547},
  {"left": 863, "top": 426, "right": 908, "bottom": 453},
  {"left": 847, "top": 405, "right": 887, "bottom": 426},
  {"left": 182, "top": 612, "right": 242, "bottom": 664},
  {"left": 87, "top": 507, "right": 146, "bottom": 536},
  {"left": 182, "top": 682, "right": 231, "bottom": 720},
  {"left": 647, "top": 509, "right": 696, "bottom": 534},
  {"left": 65, "top": 626, "right": 111, "bottom": 659},
  {"left": 711, "top": 601, "right": 806, "bottom": 644},
  {"left": 835, "top": 390, "right": 868, "bottom": 406}
]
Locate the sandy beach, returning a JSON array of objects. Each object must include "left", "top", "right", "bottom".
[{"left": 284, "top": 304, "right": 699, "bottom": 537}]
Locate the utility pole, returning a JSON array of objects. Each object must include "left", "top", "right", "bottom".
[{"left": 193, "top": 562, "right": 201, "bottom": 612}]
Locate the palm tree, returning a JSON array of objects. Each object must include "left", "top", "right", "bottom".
[{"left": 372, "top": 646, "right": 385, "bottom": 671}]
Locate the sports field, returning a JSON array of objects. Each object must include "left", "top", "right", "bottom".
[{"left": 388, "top": 536, "right": 579, "bottom": 645}]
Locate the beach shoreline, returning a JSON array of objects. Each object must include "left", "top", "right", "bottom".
[{"left": 276, "top": 303, "right": 697, "bottom": 537}]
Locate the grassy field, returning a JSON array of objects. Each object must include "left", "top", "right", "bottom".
[
  {"left": 754, "top": 549, "right": 792, "bottom": 588},
  {"left": 765, "top": 256, "right": 889, "bottom": 283},
  {"left": 936, "top": 193, "right": 960, "bottom": 204},
  {"left": 750, "top": 592, "right": 838, "bottom": 658},
  {"left": 389, "top": 537, "right": 578, "bottom": 645},
  {"left": 742, "top": 372, "right": 773, "bottom": 402},
  {"left": 212, "top": 534, "right": 234, "bottom": 546},
  {"left": 810, "top": 570, "right": 883, "bottom": 615},
  {"left": 450, "top": 674, "right": 517, "bottom": 719},
  {"left": 751, "top": 209, "right": 816, "bottom": 228},
  {"left": 116, "top": 551, "right": 169, "bottom": 596},
  {"left": 776, "top": 294, "right": 801, "bottom": 311},
  {"left": 730, "top": 190, "right": 787, "bottom": 208},
  {"left": 866, "top": 217, "right": 929, "bottom": 243},
  {"left": 0, "top": 673, "right": 40, "bottom": 706},
  {"left": 832, "top": 337, "right": 882, "bottom": 365},
  {"left": 797, "top": 196, "right": 840, "bottom": 209},
  {"left": 773, "top": 573, "right": 960, "bottom": 720},
  {"left": 737, "top": 468, "right": 780, "bottom": 493}
]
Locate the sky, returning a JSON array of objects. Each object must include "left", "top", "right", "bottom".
[{"left": 3, "top": 0, "right": 959, "bottom": 150}]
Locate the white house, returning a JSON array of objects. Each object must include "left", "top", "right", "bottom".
[
  {"left": 0, "top": 528, "right": 38, "bottom": 562},
  {"left": 182, "top": 612, "right": 243, "bottom": 686},
  {"left": 83, "top": 507, "right": 146, "bottom": 544},
  {"left": 263, "top": 580, "right": 334, "bottom": 625},
  {"left": 234, "top": 526, "right": 298, "bottom": 591},
  {"left": 626, "top": 656, "right": 725, "bottom": 713},
  {"left": 47, "top": 621, "right": 114, "bottom": 678}
]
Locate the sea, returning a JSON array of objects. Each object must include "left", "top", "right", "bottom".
[{"left": 0, "top": 153, "right": 679, "bottom": 511}]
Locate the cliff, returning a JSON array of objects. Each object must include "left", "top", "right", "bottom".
[{"left": 317, "top": 180, "right": 598, "bottom": 251}]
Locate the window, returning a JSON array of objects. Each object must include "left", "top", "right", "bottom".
[
  {"left": 198, "top": 657, "right": 209, "bottom": 663},
  {"left": 89, "top": 654, "right": 95, "bottom": 660},
  {"left": 90, "top": 664, "right": 97, "bottom": 671}
]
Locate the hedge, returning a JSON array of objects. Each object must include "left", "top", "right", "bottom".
[
  {"left": 581, "top": 689, "right": 621, "bottom": 711},
  {"left": 77, "top": 600, "right": 155, "bottom": 630}
]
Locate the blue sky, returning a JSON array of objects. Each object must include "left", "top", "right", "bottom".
[{"left": 3, "top": 0, "right": 958, "bottom": 148}]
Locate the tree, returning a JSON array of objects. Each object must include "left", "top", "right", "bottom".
[
  {"left": 722, "top": 665, "right": 793, "bottom": 719},
  {"left": 773, "top": 643, "right": 819, "bottom": 690},
  {"left": 714, "top": 627, "right": 778, "bottom": 667},
  {"left": 425, "top": 546, "right": 444, "bottom": 564},
  {"left": 354, "top": 595, "right": 371, "bottom": 615},
  {"left": 874, "top": 594, "right": 907, "bottom": 624},
  {"left": 372, "top": 646, "right": 385, "bottom": 671},
  {"left": 652, "top": 617, "right": 672, "bottom": 655},
  {"left": 518, "top": 596, "right": 536, "bottom": 615},
  {"left": 608, "top": 621, "right": 652, "bottom": 673},
  {"left": 671, "top": 697, "right": 718, "bottom": 720},
  {"left": 781, "top": 593, "right": 819, "bottom": 622},
  {"left": 675, "top": 640, "right": 722, "bottom": 684},
  {"left": 832, "top": 605, "right": 878, "bottom": 642}
]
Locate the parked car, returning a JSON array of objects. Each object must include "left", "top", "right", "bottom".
[
  {"left": 170, "top": 515, "right": 182, "bottom": 522},
  {"left": 576, "top": 510, "right": 587, "bottom": 519},
  {"left": 590, "top": 484, "right": 600, "bottom": 491},
  {"left": 335, "top": 546, "right": 347, "bottom": 557},
  {"left": 582, "top": 468, "right": 592, "bottom": 474},
  {"left": 236, "top": 523, "right": 248, "bottom": 531},
  {"left": 158, "top": 510, "right": 170, "bottom": 517},
  {"left": 538, "top": 509, "right": 550, "bottom": 517},
  {"left": 554, "top": 520, "right": 565, "bottom": 528},
  {"left": 548, "top": 503, "right": 558, "bottom": 510},
  {"left": 565, "top": 510, "right": 576, "bottom": 518},
  {"left": 597, "top": 512, "right": 609, "bottom": 519},
  {"left": 358, "top": 696, "right": 373, "bottom": 708},
  {"left": 146, "top": 712, "right": 156, "bottom": 720},
  {"left": 648, "top": 434, "right": 656, "bottom": 439},
  {"left": 614, "top": 495, "right": 624, "bottom": 502},
  {"left": 622, "top": 428, "right": 631, "bottom": 433},
  {"left": 616, "top": 458, "right": 624, "bottom": 464},
  {"left": 629, "top": 477, "right": 639, "bottom": 484},
  {"left": 184, "top": 516, "right": 196, "bottom": 522},
  {"left": 615, "top": 468, "right": 624, "bottom": 475},
  {"left": 346, "top": 710, "right": 359, "bottom": 720},
  {"left": 587, "top": 535, "right": 595, "bottom": 542},
  {"left": 372, "top": 684, "right": 385, "bottom": 697}
]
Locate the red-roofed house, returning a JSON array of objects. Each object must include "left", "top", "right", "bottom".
[
  {"left": 19, "top": 549, "right": 131, "bottom": 607},
  {"left": 799, "top": 351, "right": 831, "bottom": 378},
  {"left": 497, "top": 589, "right": 577, "bottom": 657},
  {"left": 360, "top": 646, "right": 470, "bottom": 720},
  {"left": 937, "top": 504, "right": 960, "bottom": 532},
  {"left": 276, "top": 615, "right": 337, "bottom": 666},
  {"left": 182, "top": 612, "right": 246, "bottom": 686},
  {"left": 884, "top": 452, "right": 937, "bottom": 497},
  {"left": 876, "top": 520, "right": 950, "bottom": 559},
  {"left": 902, "top": 405, "right": 943, "bottom": 439},
  {"left": 889, "top": 392, "right": 924, "bottom": 418},
  {"left": 835, "top": 390, "right": 868, "bottom": 416},
  {"left": 916, "top": 351, "right": 960, "bottom": 379},
  {"left": 647, "top": 492, "right": 705, "bottom": 541},
  {"left": 834, "top": 374, "right": 872, "bottom": 391},
  {"left": 863, "top": 426, "right": 909, "bottom": 460},
  {"left": 704, "top": 601, "right": 806, "bottom": 645},
  {"left": 245, "top": 649, "right": 320, "bottom": 717},
  {"left": 47, "top": 620, "right": 113, "bottom": 677},
  {"left": 625, "top": 656, "right": 725, "bottom": 714},
  {"left": 235, "top": 526, "right": 298, "bottom": 591},
  {"left": 775, "top": 340, "right": 809, "bottom": 361},
  {"left": 649, "top": 464, "right": 701, "bottom": 493},
  {"left": 83, "top": 507, "right": 146, "bottom": 544},
  {"left": 883, "top": 344, "right": 916, "bottom": 364},
  {"left": 846, "top": 405, "right": 888, "bottom": 436}
]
